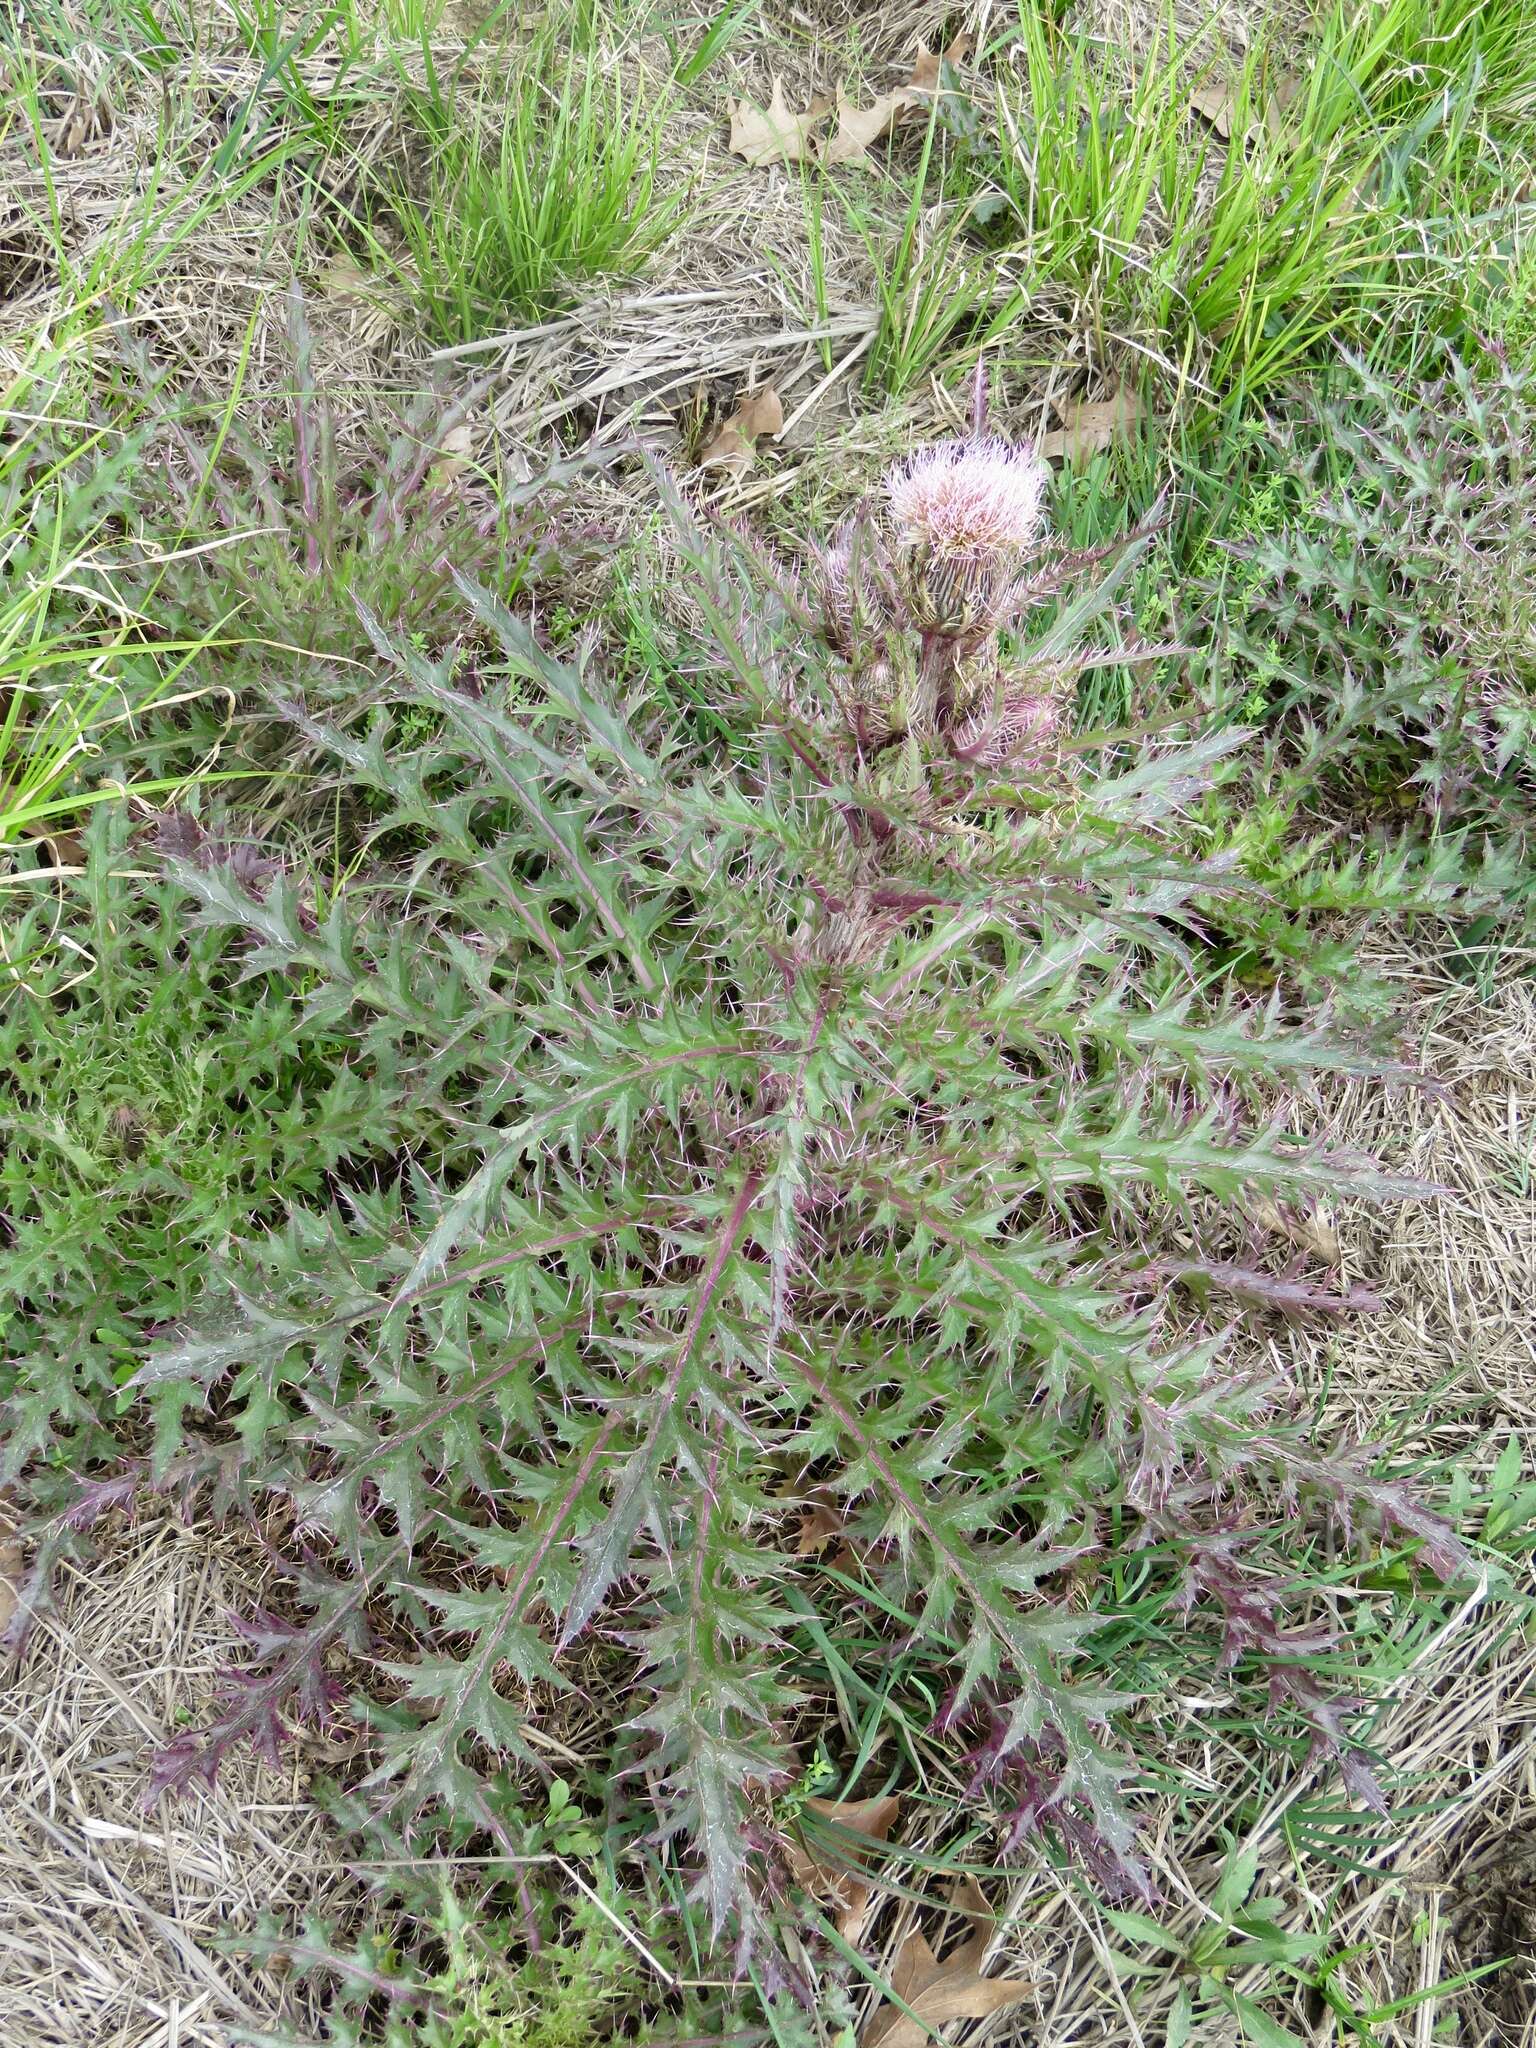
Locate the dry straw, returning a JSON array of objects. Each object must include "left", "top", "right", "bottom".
[{"left": 0, "top": 1511, "right": 359, "bottom": 2048}]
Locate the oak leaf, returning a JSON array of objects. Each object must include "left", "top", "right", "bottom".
[
  {"left": 907, "top": 35, "right": 973, "bottom": 95},
  {"left": 699, "top": 384, "right": 784, "bottom": 476},
  {"left": 1297, "top": 1205, "right": 1343, "bottom": 1266},
  {"left": 786, "top": 1792, "right": 901, "bottom": 1943},
  {"left": 792, "top": 1501, "right": 844, "bottom": 1554},
  {"left": 1250, "top": 1198, "right": 1344, "bottom": 1266},
  {"left": 317, "top": 256, "right": 378, "bottom": 305},
  {"left": 1190, "top": 76, "right": 1238, "bottom": 139},
  {"left": 1193, "top": 70, "right": 1300, "bottom": 145},
  {"left": 789, "top": 1497, "right": 860, "bottom": 1571},
  {"left": 1264, "top": 72, "right": 1302, "bottom": 138},
  {"left": 729, "top": 45, "right": 967, "bottom": 172},
  {"left": 315, "top": 257, "right": 400, "bottom": 343},
  {"left": 428, "top": 421, "right": 475, "bottom": 491},
  {"left": 825, "top": 86, "right": 913, "bottom": 165},
  {"left": 827, "top": 39, "right": 962, "bottom": 163},
  {"left": 861, "top": 1876, "right": 1030, "bottom": 2048},
  {"left": 825, "top": 37, "right": 972, "bottom": 165},
  {"left": 53, "top": 91, "right": 106, "bottom": 157},
  {"left": 728, "top": 79, "right": 827, "bottom": 166},
  {"left": 1039, "top": 385, "right": 1142, "bottom": 462}
]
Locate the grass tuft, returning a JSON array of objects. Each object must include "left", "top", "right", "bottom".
[{"left": 372, "top": 32, "right": 681, "bottom": 345}]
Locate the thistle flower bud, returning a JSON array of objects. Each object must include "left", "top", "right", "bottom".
[
  {"left": 834, "top": 638, "right": 932, "bottom": 753},
  {"left": 817, "top": 521, "right": 858, "bottom": 656},
  {"left": 815, "top": 514, "right": 891, "bottom": 661},
  {"left": 951, "top": 649, "right": 1003, "bottom": 720},
  {"left": 952, "top": 689, "right": 1060, "bottom": 768}
]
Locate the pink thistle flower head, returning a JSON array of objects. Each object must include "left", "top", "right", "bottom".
[{"left": 885, "top": 437, "right": 1047, "bottom": 567}]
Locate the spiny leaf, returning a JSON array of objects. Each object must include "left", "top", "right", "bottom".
[{"left": 561, "top": 1170, "right": 763, "bottom": 1644}]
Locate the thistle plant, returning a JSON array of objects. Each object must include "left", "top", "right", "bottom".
[
  {"left": 1202, "top": 344, "right": 1536, "bottom": 820},
  {"left": 12, "top": 390, "right": 1464, "bottom": 1967},
  {"left": 108, "top": 289, "right": 588, "bottom": 672},
  {"left": 813, "top": 390, "right": 1118, "bottom": 785}
]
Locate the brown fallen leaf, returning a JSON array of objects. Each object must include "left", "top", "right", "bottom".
[
  {"left": 1190, "top": 76, "right": 1239, "bottom": 140},
  {"left": 0, "top": 1506, "right": 21, "bottom": 1646},
  {"left": 826, "top": 38, "right": 973, "bottom": 164},
  {"left": 808, "top": 1792, "right": 901, "bottom": 1836},
  {"left": 9, "top": 817, "right": 87, "bottom": 869},
  {"left": 428, "top": 420, "right": 475, "bottom": 491},
  {"left": 907, "top": 35, "right": 973, "bottom": 96},
  {"left": 52, "top": 89, "right": 108, "bottom": 157},
  {"left": 946, "top": 1872, "right": 994, "bottom": 1959},
  {"left": 861, "top": 1964, "right": 1034, "bottom": 2048},
  {"left": 827, "top": 36, "right": 969, "bottom": 165},
  {"left": 317, "top": 255, "right": 379, "bottom": 305},
  {"left": 734, "top": 387, "right": 785, "bottom": 441},
  {"left": 698, "top": 425, "right": 753, "bottom": 474},
  {"left": 314, "top": 256, "right": 401, "bottom": 344},
  {"left": 699, "top": 384, "right": 784, "bottom": 476},
  {"left": 1251, "top": 1197, "right": 1343, "bottom": 1266},
  {"left": 1194, "top": 69, "right": 1300, "bottom": 145},
  {"left": 1264, "top": 71, "right": 1302, "bottom": 139},
  {"left": 734, "top": 43, "right": 967, "bottom": 174},
  {"left": 861, "top": 1876, "right": 1028, "bottom": 2048},
  {"left": 789, "top": 1498, "right": 861, "bottom": 1573},
  {"left": 886, "top": 1929, "right": 941, "bottom": 2007},
  {"left": 786, "top": 1792, "right": 901, "bottom": 1943},
  {"left": 792, "top": 1501, "right": 844, "bottom": 1555},
  {"left": 1249, "top": 1196, "right": 1288, "bottom": 1241},
  {"left": 1297, "top": 1204, "right": 1343, "bottom": 1265},
  {"left": 825, "top": 85, "right": 914, "bottom": 165},
  {"left": 728, "top": 79, "right": 828, "bottom": 166},
  {"left": 1039, "top": 386, "right": 1142, "bottom": 463}
]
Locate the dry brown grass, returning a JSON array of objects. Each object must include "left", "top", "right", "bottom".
[
  {"left": 1318, "top": 953, "right": 1536, "bottom": 1417},
  {"left": 0, "top": 0, "right": 1107, "bottom": 484},
  {"left": 0, "top": 1509, "right": 359, "bottom": 2048}
]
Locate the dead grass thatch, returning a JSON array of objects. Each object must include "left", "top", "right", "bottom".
[{"left": 0, "top": 1508, "right": 359, "bottom": 2048}]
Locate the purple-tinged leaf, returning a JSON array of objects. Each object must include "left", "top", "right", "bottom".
[
  {"left": 146, "top": 1558, "right": 388, "bottom": 1803},
  {"left": 561, "top": 1170, "right": 763, "bottom": 1647},
  {"left": 946, "top": 1704, "right": 1155, "bottom": 1904},
  {"left": 1338, "top": 1749, "right": 1390, "bottom": 1818},
  {"left": 61, "top": 1472, "right": 141, "bottom": 1529},
  {"left": 1145, "top": 1258, "right": 1386, "bottom": 1318}
]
